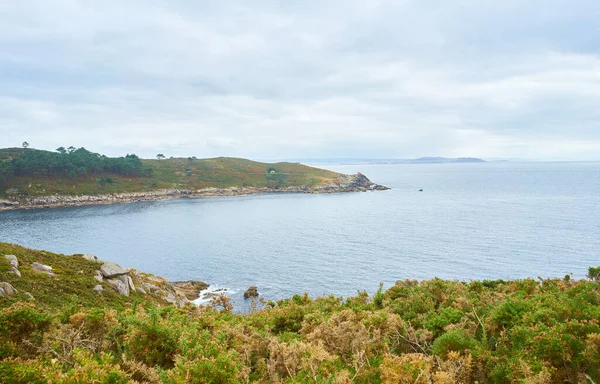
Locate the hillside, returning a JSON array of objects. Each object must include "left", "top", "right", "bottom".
[
  {"left": 0, "top": 147, "right": 387, "bottom": 209},
  {"left": 1, "top": 243, "right": 600, "bottom": 383}
]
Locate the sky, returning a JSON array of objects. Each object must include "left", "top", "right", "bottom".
[{"left": 1, "top": 1, "right": 599, "bottom": 161}]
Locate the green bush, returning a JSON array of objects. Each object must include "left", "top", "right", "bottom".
[{"left": 432, "top": 329, "right": 479, "bottom": 357}]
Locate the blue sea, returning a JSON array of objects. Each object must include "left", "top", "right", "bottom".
[{"left": 1, "top": 162, "right": 599, "bottom": 309}]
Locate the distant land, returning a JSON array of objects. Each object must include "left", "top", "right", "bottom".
[
  {"left": 285, "top": 157, "right": 487, "bottom": 165},
  {"left": 0, "top": 147, "right": 388, "bottom": 210}
]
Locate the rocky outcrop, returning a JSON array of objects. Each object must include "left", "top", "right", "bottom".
[
  {"left": 0, "top": 282, "right": 17, "bottom": 297},
  {"left": 171, "top": 280, "right": 209, "bottom": 300},
  {"left": 93, "top": 285, "right": 103, "bottom": 293},
  {"left": 31, "top": 262, "right": 54, "bottom": 276},
  {"left": 244, "top": 286, "right": 259, "bottom": 299},
  {"left": 0, "top": 200, "right": 19, "bottom": 208},
  {"left": 92, "top": 260, "right": 194, "bottom": 306},
  {"left": 0, "top": 174, "right": 389, "bottom": 211},
  {"left": 106, "top": 278, "right": 129, "bottom": 296},
  {"left": 100, "top": 262, "right": 130, "bottom": 279}
]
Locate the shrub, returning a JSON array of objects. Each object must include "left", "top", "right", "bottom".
[
  {"left": 127, "top": 322, "right": 179, "bottom": 369},
  {"left": 587, "top": 266, "right": 600, "bottom": 282},
  {"left": 432, "top": 329, "right": 478, "bottom": 357}
]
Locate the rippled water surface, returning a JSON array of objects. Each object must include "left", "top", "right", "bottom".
[{"left": 1, "top": 162, "right": 599, "bottom": 307}]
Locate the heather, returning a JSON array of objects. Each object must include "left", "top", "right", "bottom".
[{"left": 1, "top": 245, "right": 599, "bottom": 383}]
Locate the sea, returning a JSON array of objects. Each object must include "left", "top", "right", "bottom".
[{"left": 1, "top": 162, "right": 599, "bottom": 310}]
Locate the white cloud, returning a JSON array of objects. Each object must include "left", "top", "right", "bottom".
[{"left": 0, "top": 1, "right": 599, "bottom": 160}]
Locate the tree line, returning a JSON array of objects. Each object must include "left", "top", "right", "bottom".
[{"left": 0, "top": 147, "right": 151, "bottom": 187}]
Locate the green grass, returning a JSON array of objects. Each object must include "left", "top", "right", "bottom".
[
  {"left": 0, "top": 149, "right": 342, "bottom": 198},
  {"left": 0, "top": 243, "right": 156, "bottom": 311}
]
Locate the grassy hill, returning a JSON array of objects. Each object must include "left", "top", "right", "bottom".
[
  {"left": 0, "top": 147, "right": 344, "bottom": 199},
  {"left": 1, "top": 243, "right": 600, "bottom": 382}
]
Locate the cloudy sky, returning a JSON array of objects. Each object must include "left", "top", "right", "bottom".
[{"left": 1, "top": 1, "right": 599, "bottom": 160}]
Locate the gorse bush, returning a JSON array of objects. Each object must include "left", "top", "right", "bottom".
[{"left": 2, "top": 267, "right": 600, "bottom": 382}]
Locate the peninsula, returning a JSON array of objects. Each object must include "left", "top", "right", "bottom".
[{"left": 0, "top": 147, "right": 388, "bottom": 210}]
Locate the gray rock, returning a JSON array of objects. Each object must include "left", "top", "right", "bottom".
[
  {"left": 0, "top": 282, "right": 17, "bottom": 297},
  {"left": 11, "top": 268, "right": 21, "bottom": 277},
  {"left": 100, "top": 262, "right": 130, "bottom": 279},
  {"left": 94, "top": 270, "right": 104, "bottom": 283},
  {"left": 244, "top": 286, "right": 259, "bottom": 299},
  {"left": 82, "top": 254, "right": 101, "bottom": 263},
  {"left": 31, "top": 262, "right": 54, "bottom": 275},
  {"left": 136, "top": 286, "right": 147, "bottom": 294},
  {"left": 93, "top": 285, "right": 103, "bottom": 294},
  {"left": 126, "top": 276, "right": 136, "bottom": 292},
  {"left": 170, "top": 280, "right": 209, "bottom": 300},
  {"left": 115, "top": 275, "right": 135, "bottom": 291},
  {"left": 24, "top": 292, "right": 34, "bottom": 300},
  {"left": 4, "top": 255, "right": 18, "bottom": 268},
  {"left": 142, "top": 282, "right": 160, "bottom": 294},
  {"left": 106, "top": 278, "right": 129, "bottom": 296}
]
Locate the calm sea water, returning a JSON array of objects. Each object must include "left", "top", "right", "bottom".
[{"left": 1, "top": 162, "right": 599, "bottom": 308}]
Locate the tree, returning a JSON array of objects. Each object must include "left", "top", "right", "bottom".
[
  {"left": 22, "top": 141, "right": 29, "bottom": 149},
  {"left": 156, "top": 154, "right": 166, "bottom": 160},
  {"left": 56, "top": 147, "right": 66, "bottom": 154}
]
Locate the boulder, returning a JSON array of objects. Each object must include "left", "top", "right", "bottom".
[
  {"left": 142, "top": 282, "right": 160, "bottom": 294},
  {"left": 114, "top": 275, "right": 135, "bottom": 292},
  {"left": 4, "top": 255, "right": 21, "bottom": 277},
  {"left": 4, "top": 255, "right": 18, "bottom": 268},
  {"left": 0, "top": 282, "right": 17, "bottom": 297},
  {"left": 24, "top": 292, "right": 34, "bottom": 300},
  {"left": 93, "top": 285, "right": 104, "bottom": 294},
  {"left": 244, "top": 286, "right": 259, "bottom": 299},
  {"left": 126, "top": 276, "right": 136, "bottom": 292},
  {"left": 170, "top": 280, "right": 209, "bottom": 300},
  {"left": 100, "top": 262, "right": 130, "bottom": 279},
  {"left": 106, "top": 278, "right": 129, "bottom": 296},
  {"left": 94, "top": 270, "right": 104, "bottom": 283},
  {"left": 31, "top": 262, "right": 54, "bottom": 275},
  {"left": 82, "top": 254, "right": 101, "bottom": 263}
]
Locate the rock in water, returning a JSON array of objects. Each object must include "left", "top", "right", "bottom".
[
  {"left": 0, "top": 282, "right": 17, "bottom": 297},
  {"left": 31, "top": 262, "right": 54, "bottom": 275},
  {"left": 244, "top": 286, "right": 259, "bottom": 299},
  {"left": 100, "top": 262, "right": 130, "bottom": 278}
]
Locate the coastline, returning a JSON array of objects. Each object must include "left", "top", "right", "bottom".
[{"left": 0, "top": 173, "right": 389, "bottom": 211}]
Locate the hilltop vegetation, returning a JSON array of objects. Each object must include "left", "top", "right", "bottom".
[
  {"left": 0, "top": 147, "right": 343, "bottom": 199},
  {"left": 1, "top": 243, "right": 600, "bottom": 383}
]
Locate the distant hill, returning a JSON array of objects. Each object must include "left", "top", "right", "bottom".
[
  {"left": 291, "top": 157, "right": 486, "bottom": 165},
  {"left": 403, "top": 157, "right": 486, "bottom": 164}
]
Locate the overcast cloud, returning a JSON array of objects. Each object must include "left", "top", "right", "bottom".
[{"left": 1, "top": 0, "right": 599, "bottom": 160}]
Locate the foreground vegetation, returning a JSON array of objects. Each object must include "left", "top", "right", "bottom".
[
  {"left": 0, "top": 147, "right": 343, "bottom": 199},
  {"left": 1, "top": 243, "right": 600, "bottom": 383}
]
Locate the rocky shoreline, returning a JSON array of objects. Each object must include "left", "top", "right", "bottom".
[{"left": 0, "top": 173, "right": 389, "bottom": 211}]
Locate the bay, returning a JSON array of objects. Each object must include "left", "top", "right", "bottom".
[{"left": 1, "top": 162, "right": 599, "bottom": 309}]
